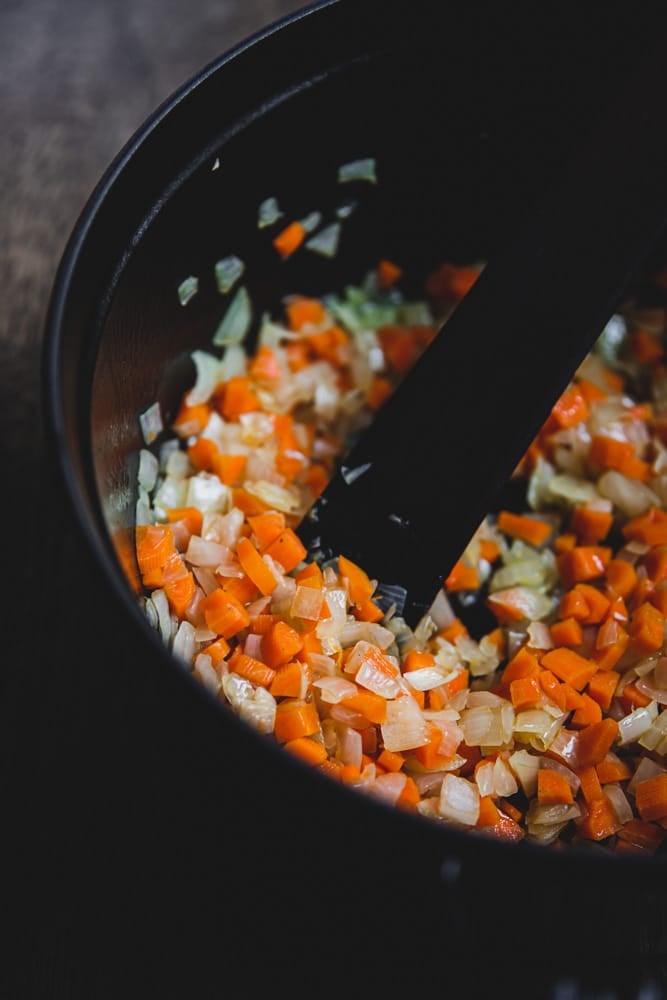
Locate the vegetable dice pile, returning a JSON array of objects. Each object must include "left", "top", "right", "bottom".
[{"left": 135, "top": 242, "right": 667, "bottom": 855}]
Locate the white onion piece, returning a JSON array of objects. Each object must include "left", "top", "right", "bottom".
[
  {"left": 438, "top": 774, "right": 480, "bottom": 827},
  {"left": 635, "top": 674, "right": 667, "bottom": 706},
  {"left": 627, "top": 755, "right": 667, "bottom": 794},
  {"left": 312, "top": 676, "right": 358, "bottom": 703},
  {"left": 638, "top": 710, "right": 667, "bottom": 751},
  {"left": 475, "top": 760, "right": 496, "bottom": 798},
  {"left": 185, "top": 350, "right": 224, "bottom": 406},
  {"left": 381, "top": 697, "right": 429, "bottom": 752},
  {"left": 597, "top": 469, "right": 660, "bottom": 517},
  {"left": 291, "top": 585, "right": 325, "bottom": 622},
  {"left": 427, "top": 588, "right": 457, "bottom": 630},
  {"left": 540, "top": 757, "right": 580, "bottom": 794},
  {"left": 509, "top": 749, "right": 540, "bottom": 797},
  {"left": 617, "top": 701, "right": 659, "bottom": 745},
  {"left": 338, "top": 620, "right": 395, "bottom": 650},
  {"left": 604, "top": 784, "right": 633, "bottom": 825},
  {"left": 185, "top": 535, "right": 232, "bottom": 568},
  {"left": 172, "top": 620, "right": 197, "bottom": 666},
  {"left": 404, "top": 666, "right": 453, "bottom": 692},
  {"left": 336, "top": 723, "right": 362, "bottom": 768},
  {"left": 193, "top": 654, "right": 221, "bottom": 695},
  {"left": 367, "top": 772, "right": 407, "bottom": 807},
  {"left": 151, "top": 588, "right": 173, "bottom": 644}
]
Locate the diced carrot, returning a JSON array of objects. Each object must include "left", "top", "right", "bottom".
[
  {"left": 539, "top": 647, "right": 597, "bottom": 691},
  {"left": 577, "top": 795, "right": 621, "bottom": 841},
  {"left": 338, "top": 554, "right": 375, "bottom": 606},
  {"left": 576, "top": 378, "right": 608, "bottom": 404},
  {"left": 200, "top": 588, "right": 251, "bottom": 639},
  {"left": 497, "top": 510, "right": 552, "bottom": 547},
  {"left": 586, "top": 670, "right": 619, "bottom": 711},
  {"left": 213, "top": 453, "right": 247, "bottom": 487},
  {"left": 236, "top": 536, "right": 279, "bottom": 596},
  {"left": 557, "top": 546, "right": 611, "bottom": 587},
  {"left": 576, "top": 718, "right": 619, "bottom": 767},
  {"left": 570, "top": 504, "right": 613, "bottom": 545},
  {"left": 367, "top": 375, "right": 394, "bottom": 411},
  {"left": 570, "top": 692, "right": 603, "bottom": 728},
  {"left": 397, "top": 775, "right": 421, "bottom": 810},
  {"left": 353, "top": 598, "right": 384, "bottom": 622},
  {"left": 261, "top": 619, "right": 304, "bottom": 669},
  {"left": 187, "top": 437, "right": 219, "bottom": 471},
  {"left": 269, "top": 660, "right": 307, "bottom": 699},
  {"left": 376, "top": 324, "right": 422, "bottom": 375},
  {"left": 604, "top": 558, "right": 638, "bottom": 599},
  {"left": 560, "top": 683, "right": 584, "bottom": 711},
  {"left": 476, "top": 797, "right": 525, "bottom": 842},
  {"left": 285, "top": 295, "right": 328, "bottom": 330},
  {"left": 509, "top": 674, "right": 542, "bottom": 711},
  {"left": 553, "top": 532, "right": 578, "bottom": 554},
  {"left": 273, "top": 220, "right": 306, "bottom": 259},
  {"left": 548, "top": 385, "right": 589, "bottom": 429},
  {"left": 650, "top": 584, "right": 667, "bottom": 616},
  {"left": 479, "top": 539, "right": 502, "bottom": 563},
  {"left": 135, "top": 524, "right": 177, "bottom": 587},
  {"left": 274, "top": 699, "right": 320, "bottom": 742},
  {"left": 166, "top": 506, "right": 204, "bottom": 538},
  {"left": 263, "top": 528, "right": 307, "bottom": 573},
  {"left": 445, "top": 560, "right": 479, "bottom": 591},
  {"left": 340, "top": 689, "right": 388, "bottom": 725},
  {"left": 616, "top": 818, "right": 666, "bottom": 852},
  {"left": 161, "top": 553, "right": 196, "bottom": 618},
  {"left": 540, "top": 670, "right": 568, "bottom": 712},
  {"left": 628, "top": 601, "right": 665, "bottom": 654},
  {"left": 537, "top": 768, "right": 574, "bottom": 805},
  {"left": 232, "top": 652, "right": 276, "bottom": 688},
  {"left": 172, "top": 400, "right": 211, "bottom": 437},
  {"left": 596, "top": 754, "right": 632, "bottom": 784},
  {"left": 643, "top": 546, "right": 667, "bottom": 585},
  {"left": 221, "top": 574, "right": 259, "bottom": 605},
  {"left": 590, "top": 628, "right": 629, "bottom": 671},
  {"left": 619, "top": 680, "right": 652, "bottom": 713},
  {"left": 623, "top": 507, "right": 667, "bottom": 546},
  {"left": 558, "top": 588, "right": 591, "bottom": 622},
  {"left": 377, "top": 748, "right": 406, "bottom": 772},
  {"left": 231, "top": 487, "right": 270, "bottom": 517},
  {"left": 577, "top": 765, "right": 603, "bottom": 804},
  {"left": 588, "top": 435, "right": 638, "bottom": 474},
  {"left": 572, "top": 583, "right": 611, "bottom": 624},
  {"left": 635, "top": 773, "right": 667, "bottom": 821},
  {"left": 248, "top": 344, "right": 283, "bottom": 382},
  {"left": 438, "top": 618, "right": 469, "bottom": 644},
  {"left": 203, "top": 636, "right": 230, "bottom": 667},
  {"left": 549, "top": 617, "right": 583, "bottom": 648},
  {"left": 284, "top": 736, "right": 328, "bottom": 766},
  {"left": 403, "top": 650, "right": 437, "bottom": 673},
  {"left": 413, "top": 722, "right": 452, "bottom": 769},
  {"left": 630, "top": 328, "right": 664, "bottom": 363},
  {"left": 218, "top": 376, "right": 261, "bottom": 420},
  {"left": 376, "top": 258, "right": 403, "bottom": 289},
  {"left": 303, "top": 463, "right": 329, "bottom": 499},
  {"left": 247, "top": 510, "right": 286, "bottom": 551},
  {"left": 502, "top": 646, "right": 541, "bottom": 683}
]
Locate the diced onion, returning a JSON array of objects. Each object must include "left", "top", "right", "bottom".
[
  {"left": 438, "top": 774, "right": 480, "bottom": 827},
  {"left": 212, "top": 286, "right": 252, "bottom": 346}
]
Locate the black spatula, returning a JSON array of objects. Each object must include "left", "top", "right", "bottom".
[{"left": 296, "top": 42, "right": 667, "bottom": 628}]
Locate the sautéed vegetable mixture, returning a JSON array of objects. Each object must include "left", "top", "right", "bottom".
[{"left": 135, "top": 239, "right": 667, "bottom": 854}]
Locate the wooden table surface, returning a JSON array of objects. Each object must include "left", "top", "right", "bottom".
[{"left": 3, "top": 1, "right": 667, "bottom": 996}]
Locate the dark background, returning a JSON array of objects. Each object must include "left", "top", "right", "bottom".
[{"left": 3, "top": 2, "right": 667, "bottom": 997}]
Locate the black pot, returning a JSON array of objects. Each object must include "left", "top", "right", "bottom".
[{"left": 43, "top": 1, "right": 667, "bottom": 993}]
